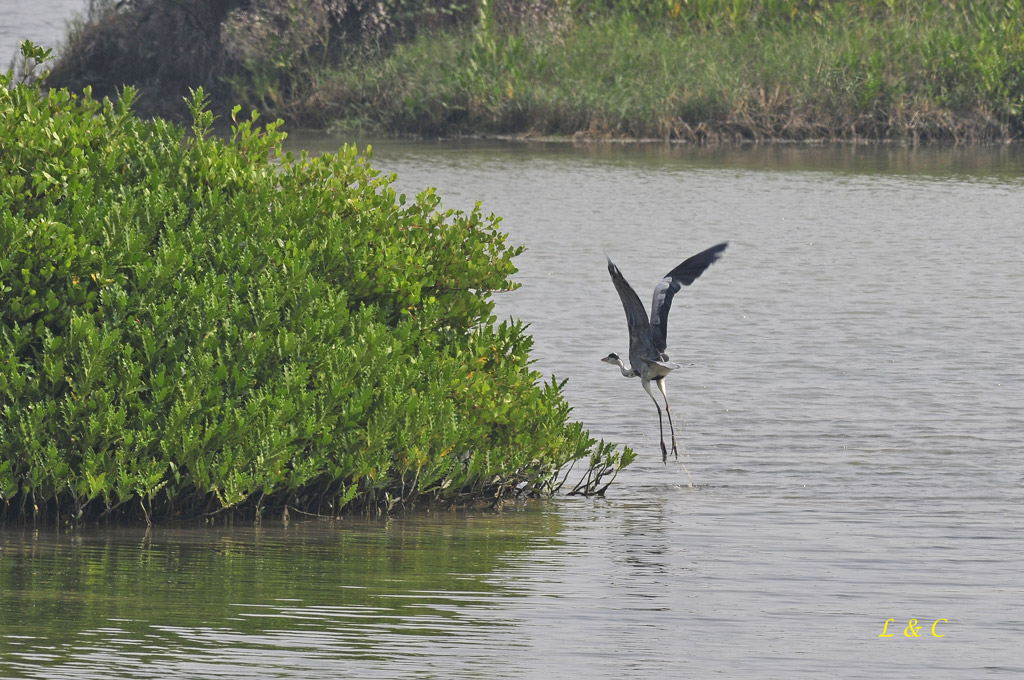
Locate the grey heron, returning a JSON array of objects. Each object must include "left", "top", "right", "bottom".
[{"left": 602, "top": 242, "right": 728, "bottom": 463}]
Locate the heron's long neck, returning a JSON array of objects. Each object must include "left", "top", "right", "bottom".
[{"left": 614, "top": 357, "right": 634, "bottom": 378}]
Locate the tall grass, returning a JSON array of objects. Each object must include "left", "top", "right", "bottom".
[
  {"left": 45, "top": 1, "right": 1024, "bottom": 139},
  {"left": 321, "top": 0, "right": 1024, "bottom": 141}
]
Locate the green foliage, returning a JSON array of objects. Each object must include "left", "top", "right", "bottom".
[
  {"left": 0, "top": 64, "right": 631, "bottom": 523},
  {"left": 319, "top": 0, "right": 1024, "bottom": 141},
  {"left": 44, "top": 1, "right": 1024, "bottom": 138},
  {"left": 9, "top": 40, "right": 54, "bottom": 84}
]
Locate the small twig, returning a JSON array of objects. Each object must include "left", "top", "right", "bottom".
[{"left": 284, "top": 504, "right": 336, "bottom": 519}]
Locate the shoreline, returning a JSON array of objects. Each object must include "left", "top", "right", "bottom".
[
  {"left": 46, "top": 2, "right": 1024, "bottom": 147},
  {"left": 294, "top": 127, "right": 1023, "bottom": 148}
]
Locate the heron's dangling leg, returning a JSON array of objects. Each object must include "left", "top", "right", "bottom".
[
  {"left": 657, "top": 378, "right": 693, "bottom": 486},
  {"left": 656, "top": 378, "right": 680, "bottom": 459},
  {"left": 641, "top": 379, "right": 669, "bottom": 463}
]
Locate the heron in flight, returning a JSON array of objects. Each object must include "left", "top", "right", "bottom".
[{"left": 602, "top": 242, "right": 728, "bottom": 462}]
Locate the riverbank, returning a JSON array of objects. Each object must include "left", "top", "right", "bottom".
[{"left": 47, "top": 1, "right": 1024, "bottom": 143}]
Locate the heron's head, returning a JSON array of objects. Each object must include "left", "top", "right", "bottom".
[{"left": 601, "top": 352, "right": 621, "bottom": 365}]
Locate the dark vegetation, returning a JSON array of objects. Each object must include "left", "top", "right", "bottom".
[
  {"left": 48, "top": 0, "right": 476, "bottom": 121},
  {"left": 1, "top": 43, "right": 633, "bottom": 525},
  {"left": 46, "top": 0, "right": 1024, "bottom": 142}
]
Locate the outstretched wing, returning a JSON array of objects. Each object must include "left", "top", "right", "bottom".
[
  {"left": 607, "top": 257, "right": 652, "bottom": 353},
  {"left": 649, "top": 242, "right": 728, "bottom": 353}
]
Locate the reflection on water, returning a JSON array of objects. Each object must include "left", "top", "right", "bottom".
[
  {"left": 3, "top": 140, "right": 1023, "bottom": 678},
  {"left": 1, "top": 511, "right": 559, "bottom": 678},
  {"left": 287, "top": 131, "right": 1024, "bottom": 179},
  {"left": 4, "top": 490, "right": 1022, "bottom": 678}
]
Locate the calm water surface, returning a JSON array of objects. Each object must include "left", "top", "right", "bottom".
[
  {"left": 3, "top": 139, "right": 1023, "bottom": 678},
  {"left": 3, "top": 5, "right": 1024, "bottom": 674}
]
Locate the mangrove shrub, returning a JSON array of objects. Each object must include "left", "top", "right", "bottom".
[{"left": 0, "top": 45, "right": 632, "bottom": 523}]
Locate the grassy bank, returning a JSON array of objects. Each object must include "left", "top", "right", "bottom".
[
  {"left": 1, "top": 44, "right": 632, "bottom": 525},
  {"left": 338, "top": 3, "right": 1024, "bottom": 142},
  {"left": 48, "top": 1, "right": 1024, "bottom": 142}
]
